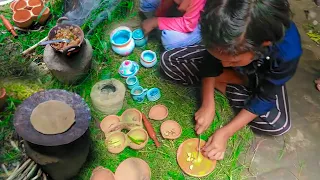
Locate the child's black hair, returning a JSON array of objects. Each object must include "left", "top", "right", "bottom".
[{"left": 200, "top": 0, "right": 291, "bottom": 55}]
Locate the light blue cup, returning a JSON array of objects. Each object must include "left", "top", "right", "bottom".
[
  {"left": 147, "top": 88, "right": 161, "bottom": 101},
  {"left": 131, "top": 86, "right": 148, "bottom": 103},
  {"left": 132, "top": 28, "right": 148, "bottom": 47},
  {"left": 126, "top": 76, "right": 139, "bottom": 90}
]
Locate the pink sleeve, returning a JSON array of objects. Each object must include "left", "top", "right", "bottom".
[{"left": 158, "top": 0, "right": 205, "bottom": 33}]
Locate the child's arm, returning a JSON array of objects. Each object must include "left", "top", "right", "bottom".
[
  {"left": 157, "top": 0, "right": 205, "bottom": 32},
  {"left": 195, "top": 77, "right": 216, "bottom": 134},
  {"left": 195, "top": 52, "right": 224, "bottom": 134}
]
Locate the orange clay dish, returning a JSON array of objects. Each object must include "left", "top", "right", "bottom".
[
  {"left": 52, "top": 26, "right": 81, "bottom": 50},
  {"left": 177, "top": 138, "right": 216, "bottom": 177}
]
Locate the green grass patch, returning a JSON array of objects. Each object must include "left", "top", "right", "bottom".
[{"left": 0, "top": 0, "right": 253, "bottom": 179}]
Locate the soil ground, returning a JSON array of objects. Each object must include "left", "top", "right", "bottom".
[{"left": 242, "top": 0, "right": 320, "bottom": 179}]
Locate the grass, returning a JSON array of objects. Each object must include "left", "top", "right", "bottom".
[{"left": 0, "top": 0, "right": 253, "bottom": 179}]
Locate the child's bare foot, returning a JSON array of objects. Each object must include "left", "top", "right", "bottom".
[{"left": 314, "top": 78, "right": 320, "bottom": 91}]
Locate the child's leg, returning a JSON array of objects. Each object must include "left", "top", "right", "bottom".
[
  {"left": 140, "top": 0, "right": 161, "bottom": 18},
  {"left": 161, "top": 25, "right": 202, "bottom": 50},
  {"left": 225, "top": 84, "right": 291, "bottom": 136},
  {"left": 160, "top": 45, "right": 207, "bottom": 85}
]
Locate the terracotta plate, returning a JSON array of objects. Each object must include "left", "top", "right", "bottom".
[
  {"left": 30, "top": 100, "right": 75, "bottom": 135},
  {"left": 148, "top": 104, "right": 168, "bottom": 120},
  {"left": 115, "top": 158, "right": 151, "bottom": 180},
  {"left": 177, "top": 138, "right": 216, "bottom": 177},
  {"left": 160, "top": 120, "right": 182, "bottom": 139}
]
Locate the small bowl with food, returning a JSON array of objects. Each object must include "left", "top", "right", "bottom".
[{"left": 48, "top": 17, "right": 84, "bottom": 56}]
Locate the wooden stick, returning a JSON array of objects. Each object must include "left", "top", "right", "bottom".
[{"left": 22, "top": 36, "right": 48, "bottom": 55}]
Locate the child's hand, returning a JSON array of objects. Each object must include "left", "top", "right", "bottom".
[
  {"left": 142, "top": 18, "right": 158, "bottom": 35},
  {"left": 195, "top": 105, "right": 215, "bottom": 134},
  {"left": 202, "top": 128, "right": 230, "bottom": 160}
]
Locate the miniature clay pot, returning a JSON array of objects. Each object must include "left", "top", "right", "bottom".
[
  {"left": 148, "top": 104, "right": 168, "bottom": 120},
  {"left": 140, "top": 50, "right": 157, "bottom": 68},
  {"left": 127, "top": 128, "right": 148, "bottom": 150},
  {"left": 0, "top": 88, "right": 7, "bottom": 111},
  {"left": 110, "top": 26, "right": 135, "bottom": 56},
  {"left": 48, "top": 17, "right": 84, "bottom": 56},
  {"left": 115, "top": 158, "right": 151, "bottom": 180},
  {"left": 160, "top": 120, "right": 182, "bottom": 140},
  {"left": 12, "top": 9, "right": 33, "bottom": 28},
  {"left": 12, "top": 0, "right": 27, "bottom": 11},
  {"left": 177, "top": 138, "right": 216, "bottom": 177},
  {"left": 90, "top": 167, "right": 115, "bottom": 180},
  {"left": 28, "top": 0, "right": 43, "bottom": 7},
  {"left": 31, "top": 6, "right": 50, "bottom": 24},
  {"left": 100, "top": 115, "right": 121, "bottom": 135},
  {"left": 132, "top": 28, "right": 148, "bottom": 47},
  {"left": 147, "top": 88, "right": 161, "bottom": 102},
  {"left": 121, "top": 108, "right": 143, "bottom": 126},
  {"left": 11, "top": 0, "right": 49, "bottom": 29},
  {"left": 10, "top": 0, "right": 17, "bottom": 11},
  {"left": 105, "top": 132, "right": 127, "bottom": 154}
]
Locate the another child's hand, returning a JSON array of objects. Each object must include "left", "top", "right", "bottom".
[
  {"left": 202, "top": 128, "right": 230, "bottom": 160},
  {"left": 195, "top": 105, "right": 215, "bottom": 134},
  {"left": 142, "top": 18, "right": 158, "bottom": 35}
]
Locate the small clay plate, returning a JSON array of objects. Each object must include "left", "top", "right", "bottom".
[
  {"left": 177, "top": 138, "right": 216, "bottom": 178},
  {"left": 115, "top": 158, "right": 151, "bottom": 180},
  {"left": 90, "top": 167, "right": 115, "bottom": 180},
  {"left": 30, "top": 100, "right": 75, "bottom": 135},
  {"left": 148, "top": 104, "right": 168, "bottom": 121},
  {"left": 160, "top": 120, "right": 182, "bottom": 140}
]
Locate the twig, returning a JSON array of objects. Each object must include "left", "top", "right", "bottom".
[
  {"left": 1, "top": 164, "right": 9, "bottom": 176},
  {"left": 7, "top": 159, "right": 32, "bottom": 180},
  {"left": 22, "top": 36, "right": 48, "bottom": 56},
  {"left": 248, "top": 139, "right": 267, "bottom": 176},
  {"left": 30, "top": 168, "right": 42, "bottom": 180},
  {"left": 10, "top": 140, "right": 20, "bottom": 152}
]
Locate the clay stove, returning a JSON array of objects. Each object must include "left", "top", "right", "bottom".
[
  {"left": 43, "top": 38, "right": 93, "bottom": 84},
  {"left": 13, "top": 89, "right": 91, "bottom": 180}
]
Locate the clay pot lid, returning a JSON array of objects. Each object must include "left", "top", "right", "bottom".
[
  {"left": 90, "top": 167, "right": 115, "bottom": 180},
  {"left": 160, "top": 120, "right": 182, "bottom": 140},
  {"left": 100, "top": 115, "right": 121, "bottom": 134},
  {"left": 30, "top": 100, "right": 75, "bottom": 135},
  {"left": 148, "top": 104, "right": 168, "bottom": 120},
  {"left": 105, "top": 132, "right": 127, "bottom": 154},
  {"left": 115, "top": 158, "right": 151, "bottom": 180},
  {"left": 177, "top": 138, "right": 216, "bottom": 177}
]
